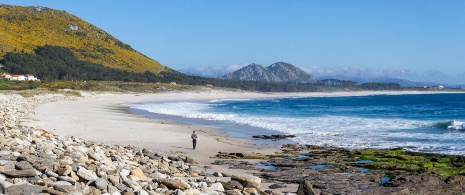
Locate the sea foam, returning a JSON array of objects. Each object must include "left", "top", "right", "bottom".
[{"left": 127, "top": 94, "right": 465, "bottom": 155}]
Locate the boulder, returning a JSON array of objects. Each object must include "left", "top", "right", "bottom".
[
  {"left": 231, "top": 174, "right": 261, "bottom": 188},
  {"left": 155, "top": 178, "right": 190, "bottom": 190},
  {"left": 1, "top": 170, "right": 37, "bottom": 177},
  {"left": 15, "top": 161, "right": 34, "bottom": 170},
  {"left": 77, "top": 166, "right": 98, "bottom": 181},
  {"left": 131, "top": 167, "right": 148, "bottom": 181},
  {"left": 297, "top": 180, "right": 317, "bottom": 195}
]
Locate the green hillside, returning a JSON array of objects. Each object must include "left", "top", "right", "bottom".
[{"left": 0, "top": 4, "right": 169, "bottom": 74}]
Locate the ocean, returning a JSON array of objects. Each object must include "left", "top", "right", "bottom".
[{"left": 126, "top": 93, "right": 465, "bottom": 155}]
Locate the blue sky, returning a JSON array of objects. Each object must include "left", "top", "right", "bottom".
[{"left": 3, "top": 0, "right": 465, "bottom": 84}]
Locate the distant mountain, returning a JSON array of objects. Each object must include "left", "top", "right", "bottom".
[
  {"left": 0, "top": 4, "right": 170, "bottom": 74},
  {"left": 319, "top": 76, "right": 464, "bottom": 88},
  {"left": 221, "top": 62, "right": 316, "bottom": 83}
]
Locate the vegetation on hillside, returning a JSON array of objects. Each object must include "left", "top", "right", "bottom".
[
  {"left": 0, "top": 4, "right": 167, "bottom": 73},
  {"left": 0, "top": 45, "right": 433, "bottom": 92}
]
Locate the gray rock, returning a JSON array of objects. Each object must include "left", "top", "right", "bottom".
[
  {"left": 53, "top": 180, "right": 77, "bottom": 193},
  {"left": 2, "top": 161, "right": 16, "bottom": 171},
  {"left": 115, "top": 183, "right": 131, "bottom": 191},
  {"left": 1, "top": 169, "right": 37, "bottom": 177},
  {"left": 108, "top": 184, "right": 120, "bottom": 194},
  {"left": 94, "top": 177, "right": 108, "bottom": 190},
  {"left": 57, "top": 175, "right": 77, "bottom": 183},
  {"left": 211, "top": 182, "right": 225, "bottom": 192},
  {"left": 45, "top": 169, "right": 59, "bottom": 178},
  {"left": 77, "top": 166, "right": 98, "bottom": 181},
  {"left": 4, "top": 184, "right": 44, "bottom": 194},
  {"left": 15, "top": 161, "right": 34, "bottom": 170},
  {"left": 174, "top": 189, "right": 186, "bottom": 195},
  {"left": 231, "top": 174, "right": 261, "bottom": 188},
  {"left": 0, "top": 180, "right": 13, "bottom": 189},
  {"left": 18, "top": 155, "right": 56, "bottom": 171}
]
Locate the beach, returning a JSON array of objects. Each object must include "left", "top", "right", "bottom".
[
  {"left": 21, "top": 90, "right": 437, "bottom": 164},
  {"left": 16, "top": 89, "right": 465, "bottom": 194}
]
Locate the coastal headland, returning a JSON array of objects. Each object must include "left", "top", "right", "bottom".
[{"left": 2, "top": 89, "right": 465, "bottom": 194}]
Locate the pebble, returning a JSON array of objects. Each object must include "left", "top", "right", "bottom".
[{"left": 0, "top": 93, "right": 265, "bottom": 195}]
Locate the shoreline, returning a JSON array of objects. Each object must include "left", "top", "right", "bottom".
[
  {"left": 22, "top": 89, "right": 465, "bottom": 161},
  {"left": 19, "top": 89, "right": 465, "bottom": 193}
]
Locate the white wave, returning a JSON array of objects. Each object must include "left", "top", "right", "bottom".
[
  {"left": 128, "top": 101, "right": 465, "bottom": 155},
  {"left": 448, "top": 120, "right": 465, "bottom": 130}
]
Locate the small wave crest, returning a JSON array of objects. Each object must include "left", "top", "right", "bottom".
[
  {"left": 448, "top": 120, "right": 465, "bottom": 130},
  {"left": 430, "top": 121, "right": 455, "bottom": 129}
]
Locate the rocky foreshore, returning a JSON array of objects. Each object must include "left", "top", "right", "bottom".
[
  {"left": 0, "top": 93, "right": 266, "bottom": 195},
  {"left": 3, "top": 91, "right": 465, "bottom": 195}
]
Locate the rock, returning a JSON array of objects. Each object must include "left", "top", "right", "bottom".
[
  {"left": 211, "top": 182, "right": 225, "bottom": 192},
  {"left": 57, "top": 175, "right": 77, "bottom": 183},
  {"left": 43, "top": 188, "right": 67, "bottom": 195},
  {"left": 120, "top": 169, "right": 131, "bottom": 177},
  {"left": 252, "top": 134, "right": 296, "bottom": 140},
  {"left": 94, "top": 178, "right": 108, "bottom": 190},
  {"left": 0, "top": 180, "right": 13, "bottom": 189},
  {"left": 231, "top": 174, "right": 261, "bottom": 188},
  {"left": 77, "top": 166, "right": 98, "bottom": 181},
  {"left": 2, "top": 161, "right": 15, "bottom": 171},
  {"left": 188, "top": 165, "right": 205, "bottom": 176},
  {"left": 53, "top": 181, "right": 77, "bottom": 193},
  {"left": 184, "top": 156, "right": 196, "bottom": 164},
  {"left": 137, "top": 189, "right": 150, "bottom": 195},
  {"left": 57, "top": 165, "right": 72, "bottom": 176},
  {"left": 4, "top": 184, "right": 44, "bottom": 194},
  {"left": 174, "top": 189, "right": 186, "bottom": 195},
  {"left": 1, "top": 170, "right": 37, "bottom": 177},
  {"left": 220, "top": 180, "right": 244, "bottom": 191},
  {"left": 225, "top": 189, "right": 242, "bottom": 195},
  {"left": 243, "top": 187, "right": 259, "bottom": 195},
  {"left": 131, "top": 167, "right": 148, "bottom": 181},
  {"left": 15, "top": 161, "right": 34, "bottom": 170},
  {"left": 45, "top": 169, "right": 59, "bottom": 177},
  {"left": 268, "top": 183, "right": 287, "bottom": 189},
  {"left": 155, "top": 178, "right": 190, "bottom": 190},
  {"left": 108, "top": 185, "right": 120, "bottom": 194},
  {"left": 297, "top": 181, "right": 316, "bottom": 195},
  {"left": 213, "top": 172, "right": 223, "bottom": 177}
]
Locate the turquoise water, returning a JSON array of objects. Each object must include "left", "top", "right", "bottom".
[{"left": 128, "top": 93, "right": 465, "bottom": 155}]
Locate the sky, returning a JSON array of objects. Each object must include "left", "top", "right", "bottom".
[{"left": 2, "top": 0, "right": 465, "bottom": 85}]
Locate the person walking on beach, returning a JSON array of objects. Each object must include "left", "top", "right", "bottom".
[{"left": 191, "top": 131, "right": 197, "bottom": 150}]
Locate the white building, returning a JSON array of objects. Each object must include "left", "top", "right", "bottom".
[
  {"left": 0, "top": 73, "right": 12, "bottom": 79},
  {"left": 25, "top": 74, "right": 39, "bottom": 81},
  {"left": 10, "top": 74, "right": 26, "bottom": 81}
]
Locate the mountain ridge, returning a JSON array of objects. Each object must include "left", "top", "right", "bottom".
[
  {"left": 0, "top": 4, "right": 169, "bottom": 74},
  {"left": 221, "top": 62, "right": 316, "bottom": 83}
]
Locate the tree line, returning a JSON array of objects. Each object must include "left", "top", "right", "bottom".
[{"left": 1, "top": 45, "right": 404, "bottom": 92}]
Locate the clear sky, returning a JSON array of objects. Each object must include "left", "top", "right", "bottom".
[{"left": 2, "top": 0, "right": 465, "bottom": 84}]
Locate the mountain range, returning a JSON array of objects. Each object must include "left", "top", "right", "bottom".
[
  {"left": 221, "top": 62, "right": 316, "bottom": 84},
  {"left": 0, "top": 4, "right": 169, "bottom": 74}
]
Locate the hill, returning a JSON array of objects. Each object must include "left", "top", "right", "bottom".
[
  {"left": 221, "top": 62, "right": 316, "bottom": 83},
  {"left": 0, "top": 4, "right": 169, "bottom": 74}
]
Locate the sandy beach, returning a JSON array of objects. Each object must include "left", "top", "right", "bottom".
[
  {"left": 19, "top": 89, "right": 463, "bottom": 193},
  {"left": 22, "top": 90, "right": 437, "bottom": 163}
]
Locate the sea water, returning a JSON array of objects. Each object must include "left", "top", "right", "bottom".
[{"left": 126, "top": 93, "right": 465, "bottom": 155}]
